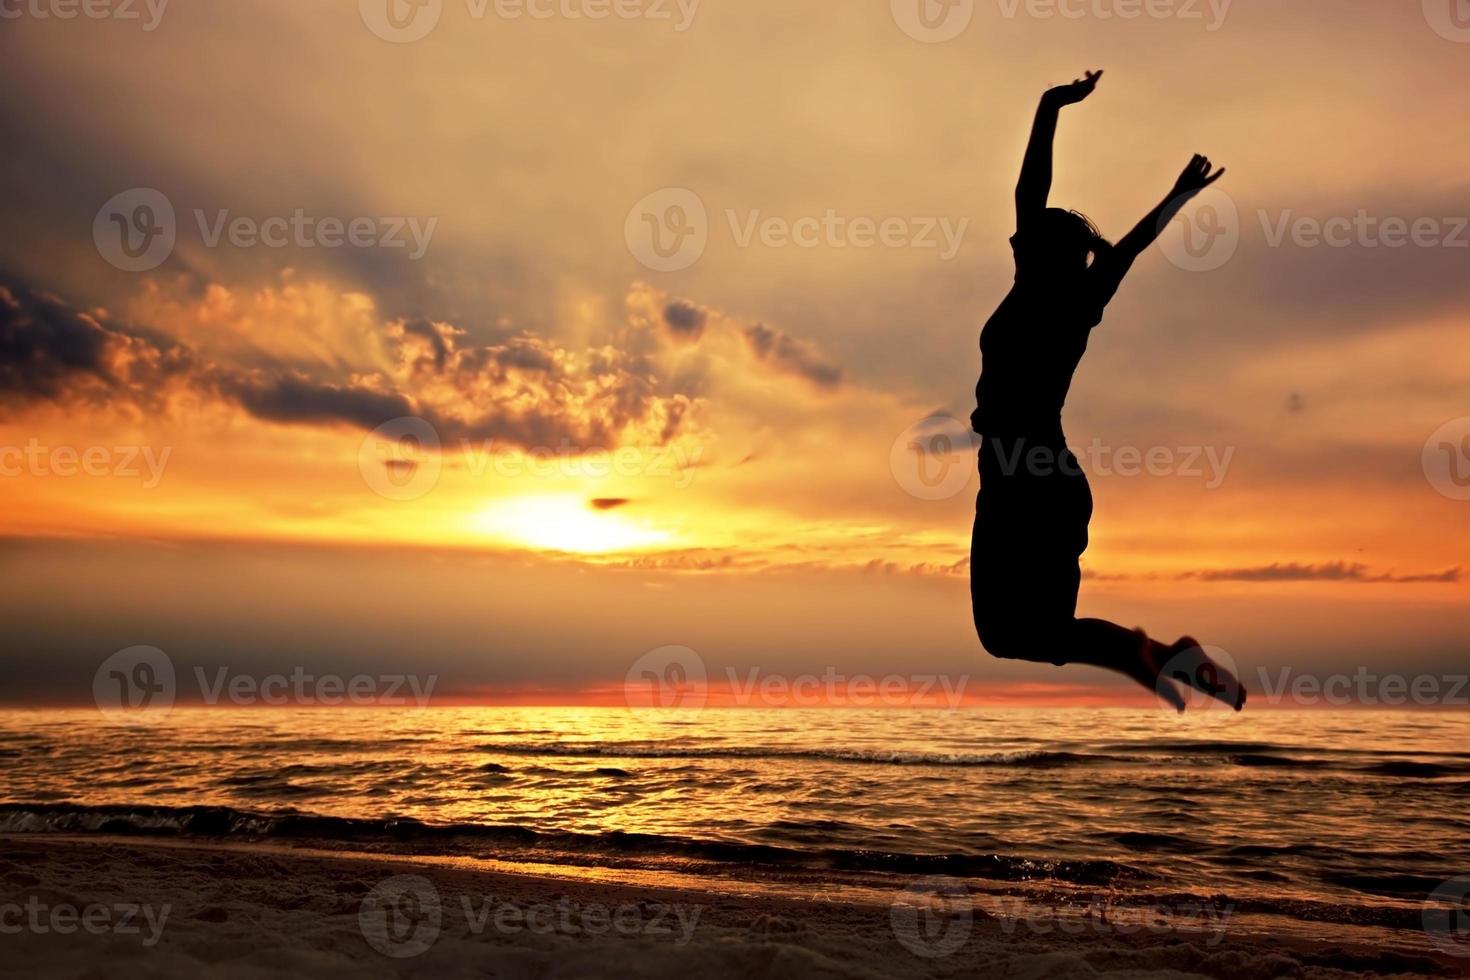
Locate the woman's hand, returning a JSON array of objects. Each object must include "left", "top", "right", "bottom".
[
  {"left": 1171, "top": 153, "right": 1226, "bottom": 198},
  {"left": 1043, "top": 70, "right": 1103, "bottom": 108}
]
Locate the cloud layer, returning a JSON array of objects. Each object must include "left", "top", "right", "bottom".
[{"left": 1, "top": 272, "right": 847, "bottom": 454}]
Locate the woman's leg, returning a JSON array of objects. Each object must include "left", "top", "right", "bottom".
[
  {"left": 1064, "top": 618, "right": 1185, "bottom": 711},
  {"left": 972, "top": 504, "right": 1242, "bottom": 708},
  {"left": 972, "top": 439, "right": 1245, "bottom": 710},
  {"left": 973, "top": 602, "right": 1179, "bottom": 708},
  {"left": 1062, "top": 620, "right": 1245, "bottom": 711}
]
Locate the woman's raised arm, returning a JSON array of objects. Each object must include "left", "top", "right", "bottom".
[
  {"left": 1016, "top": 70, "right": 1103, "bottom": 232},
  {"left": 1092, "top": 153, "right": 1227, "bottom": 299}
]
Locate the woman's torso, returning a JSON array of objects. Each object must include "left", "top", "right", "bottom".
[{"left": 971, "top": 281, "right": 1101, "bottom": 440}]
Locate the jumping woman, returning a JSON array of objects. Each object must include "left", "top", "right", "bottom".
[{"left": 970, "top": 70, "right": 1245, "bottom": 712}]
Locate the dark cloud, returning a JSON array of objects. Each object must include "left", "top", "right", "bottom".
[
  {"left": 0, "top": 284, "right": 114, "bottom": 402},
  {"left": 0, "top": 274, "right": 693, "bottom": 451},
  {"left": 862, "top": 557, "right": 968, "bottom": 577},
  {"left": 227, "top": 375, "right": 417, "bottom": 431},
  {"left": 908, "top": 413, "right": 980, "bottom": 454},
  {"left": 589, "top": 498, "right": 631, "bottom": 511},
  {"left": 662, "top": 300, "right": 707, "bottom": 342},
  {"left": 0, "top": 279, "right": 200, "bottom": 413},
  {"left": 1085, "top": 562, "right": 1461, "bottom": 585},
  {"left": 1183, "top": 562, "right": 1460, "bottom": 584},
  {"left": 742, "top": 323, "right": 843, "bottom": 390},
  {"left": 1381, "top": 569, "right": 1464, "bottom": 584},
  {"left": 625, "top": 282, "right": 847, "bottom": 393},
  {"left": 401, "top": 321, "right": 561, "bottom": 381},
  {"left": 401, "top": 318, "right": 450, "bottom": 372},
  {"left": 461, "top": 336, "right": 560, "bottom": 376}
]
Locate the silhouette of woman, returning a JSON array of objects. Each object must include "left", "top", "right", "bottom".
[{"left": 970, "top": 70, "right": 1244, "bottom": 711}]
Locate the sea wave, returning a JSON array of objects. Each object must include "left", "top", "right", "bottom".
[
  {"left": 462, "top": 739, "right": 1470, "bottom": 776},
  {"left": 0, "top": 801, "right": 1147, "bottom": 886},
  {"left": 1, "top": 801, "right": 1441, "bottom": 932},
  {"left": 468, "top": 743, "right": 1134, "bottom": 767}
]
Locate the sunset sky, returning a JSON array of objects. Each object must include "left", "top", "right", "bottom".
[{"left": 1, "top": 0, "right": 1467, "bottom": 706}]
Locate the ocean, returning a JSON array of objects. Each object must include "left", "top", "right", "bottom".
[{"left": 3, "top": 706, "right": 1468, "bottom": 954}]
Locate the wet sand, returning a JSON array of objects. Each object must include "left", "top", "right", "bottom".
[{"left": 2, "top": 834, "right": 1465, "bottom": 978}]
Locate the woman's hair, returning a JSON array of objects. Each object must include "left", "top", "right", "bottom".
[{"left": 1038, "top": 207, "right": 1111, "bottom": 269}]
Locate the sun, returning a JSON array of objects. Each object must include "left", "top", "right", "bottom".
[{"left": 471, "top": 495, "right": 675, "bottom": 555}]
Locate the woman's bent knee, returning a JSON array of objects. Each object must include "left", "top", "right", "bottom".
[
  {"left": 975, "top": 618, "right": 1028, "bottom": 661},
  {"left": 975, "top": 615, "right": 1069, "bottom": 665}
]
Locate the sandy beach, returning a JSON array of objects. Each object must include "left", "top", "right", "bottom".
[{"left": 3, "top": 834, "right": 1464, "bottom": 979}]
